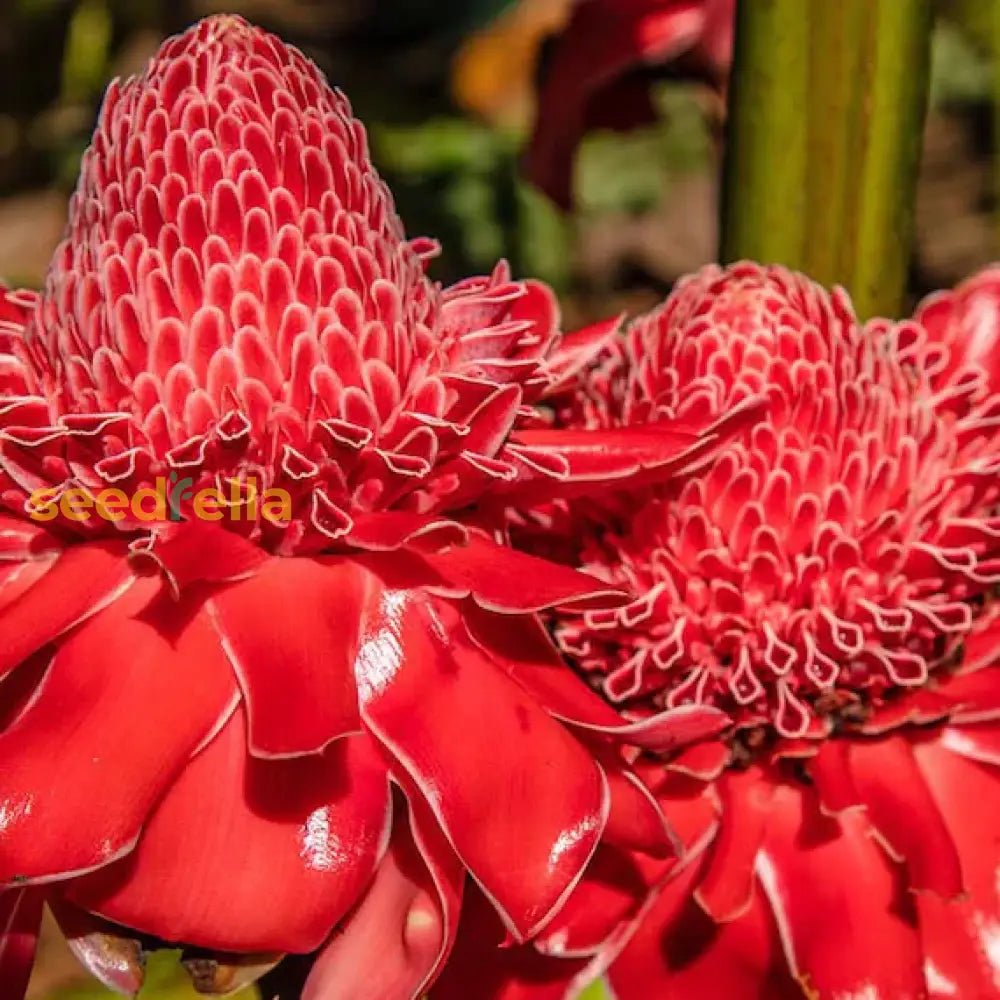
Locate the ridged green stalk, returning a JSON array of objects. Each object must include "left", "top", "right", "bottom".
[
  {"left": 720, "top": 0, "right": 933, "bottom": 319},
  {"left": 995, "top": 0, "right": 1000, "bottom": 255}
]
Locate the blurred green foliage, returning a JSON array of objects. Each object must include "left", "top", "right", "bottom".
[
  {"left": 931, "top": 21, "right": 993, "bottom": 105},
  {"left": 61, "top": 0, "right": 112, "bottom": 103},
  {"left": 373, "top": 118, "right": 572, "bottom": 289},
  {"left": 373, "top": 82, "right": 714, "bottom": 292}
]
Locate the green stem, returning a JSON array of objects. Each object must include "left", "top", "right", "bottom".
[
  {"left": 720, "top": 0, "right": 933, "bottom": 319},
  {"left": 719, "top": 0, "right": 809, "bottom": 268},
  {"left": 995, "top": 0, "right": 1000, "bottom": 255}
]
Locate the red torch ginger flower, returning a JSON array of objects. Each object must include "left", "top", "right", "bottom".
[
  {"left": 526, "top": 0, "right": 734, "bottom": 208},
  {"left": 436, "top": 263, "right": 1000, "bottom": 999},
  {"left": 0, "top": 18, "right": 755, "bottom": 999}
]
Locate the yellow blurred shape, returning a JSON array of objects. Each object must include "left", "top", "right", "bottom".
[{"left": 452, "top": 0, "right": 574, "bottom": 127}]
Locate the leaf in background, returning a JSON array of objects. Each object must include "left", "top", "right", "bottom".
[
  {"left": 939, "top": 0, "right": 995, "bottom": 52},
  {"left": 930, "top": 22, "right": 993, "bottom": 106},
  {"left": 16, "top": 0, "right": 64, "bottom": 17},
  {"left": 373, "top": 116, "right": 570, "bottom": 288},
  {"left": 579, "top": 978, "right": 611, "bottom": 999},
  {"left": 42, "top": 950, "right": 259, "bottom": 1000},
  {"left": 516, "top": 181, "right": 572, "bottom": 290},
  {"left": 60, "top": 0, "right": 111, "bottom": 105},
  {"left": 576, "top": 85, "right": 713, "bottom": 216}
]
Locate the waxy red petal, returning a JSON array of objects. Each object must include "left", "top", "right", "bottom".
[
  {"left": 499, "top": 397, "right": 767, "bottom": 506},
  {"left": 134, "top": 520, "right": 266, "bottom": 591},
  {"left": 694, "top": 766, "right": 773, "bottom": 921},
  {"left": 210, "top": 556, "right": 369, "bottom": 756},
  {"left": 68, "top": 713, "right": 390, "bottom": 953},
  {"left": 849, "top": 736, "right": 963, "bottom": 897},
  {"left": 357, "top": 589, "right": 608, "bottom": 940},
  {"left": 433, "top": 889, "right": 588, "bottom": 1000},
  {"left": 0, "top": 558, "right": 55, "bottom": 616},
  {"left": 507, "top": 426, "right": 712, "bottom": 486},
  {"left": 603, "top": 767, "right": 677, "bottom": 858},
  {"left": 421, "top": 535, "right": 625, "bottom": 612},
  {"left": 757, "top": 783, "right": 925, "bottom": 999},
  {"left": 608, "top": 852, "right": 797, "bottom": 1000},
  {"left": 463, "top": 605, "right": 729, "bottom": 751},
  {"left": 0, "top": 579, "right": 236, "bottom": 883},
  {"left": 0, "top": 889, "right": 43, "bottom": 1000},
  {"left": 0, "top": 516, "right": 59, "bottom": 561},
  {"left": 808, "top": 739, "right": 862, "bottom": 814},
  {"left": 666, "top": 740, "right": 730, "bottom": 779},
  {"left": 0, "top": 542, "right": 132, "bottom": 680},
  {"left": 302, "top": 795, "right": 462, "bottom": 1000},
  {"left": 913, "top": 733, "right": 1000, "bottom": 997},
  {"left": 534, "top": 845, "right": 657, "bottom": 959},
  {"left": 942, "top": 666, "right": 1000, "bottom": 722},
  {"left": 543, "top": 317, "right": 622, "bottom": 393},
  {"left": 349, "top": 511, "right": 467, "bottom": 552},
  {"left": 648, "top": 770, "right": 721, "bottom": 855}
]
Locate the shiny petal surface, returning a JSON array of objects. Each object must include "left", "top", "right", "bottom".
[
  {"left": 357, "top": 589, "right": 608, "bottom": 940},
  {"left": 914, "top": 732, "right": 1000, "bottom": 997},
  {"left": 210, "top": 556, "right": 370, "bottom": 756},
  {"left": 433, "top": 889, "right": 588, "bottom": 1000},
  {"left": 608, "top": 854, "right": 797, "bottom": 1000},
  {"left": 302, "top": 795, "right": 462, "bottom": 1000},
  {"left": 534, "top": 845, "right": 656, "bottom": 959},
  {"left": 0, "top": 579, "right": 236, "bottom": 883},
  {"left": 849, "top": 736, "right": 963, "bottom": 897},
  {"left": 463, "top": 605, "right": 729, "bottom": 751},
  {"left": 421, "top": 535, "right": 625, "bottom": 612},
  {"left": 757, "top": 783, "right": 925, "bottom": 999},
  {"left": 69, "top": 713, "right": 391, "bottom": 953},
  {"left": 0, "top": 543, "right": 132, "bottom": 679}
]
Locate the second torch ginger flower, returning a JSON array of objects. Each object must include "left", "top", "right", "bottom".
[
  {"left": 436, "top": 263, "right": 1000, "bottom": 999},
  {"left": 0, "top": 17, "right": 759, "bottom": 1000}
]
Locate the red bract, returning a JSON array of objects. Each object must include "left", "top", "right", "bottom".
[
  {"left": 439, "top": 263, "right": 1000, "bottom": 999},
  {"left": 526, "top": 0, "right": 734, "bottom": 208},
  {"left": 0, "top": 18, "right": 754, "bottom": 999},
  {"left": 913, "top": 263, "right": 1000, "bottom": 401}
]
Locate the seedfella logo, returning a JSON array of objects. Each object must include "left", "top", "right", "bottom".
[
  {"left": 26, "top": 475, "right": 293, "bottom": 525},
  {"left": 168, "top": 473, "right": 195, "bottom": 522}
]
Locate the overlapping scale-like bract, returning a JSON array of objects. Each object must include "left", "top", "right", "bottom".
[{"left": 0, "top": 15, "right": 591, "bottom": 554}]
